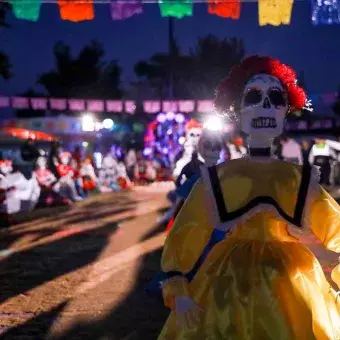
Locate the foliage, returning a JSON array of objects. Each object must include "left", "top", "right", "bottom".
[
  {"left": 0, "top": 4, "right": 12, "bottom": 80},
  {"left": 134, "top": 35, "right": 245, "bottom": 99},
  {"left": 37, "top": 40, "right": 124, "bottom": 101}
]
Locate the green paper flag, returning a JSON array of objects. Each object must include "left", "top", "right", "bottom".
[
  {"left": 158, "top": 0, "right": 193, "bottom": 19},
  {"left": 10, "top": 0, "right": 42, "bottom": 21}
]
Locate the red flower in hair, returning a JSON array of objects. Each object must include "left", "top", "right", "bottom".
[{"left": 214, "top": 56, "right": 307, "bottom": 114}]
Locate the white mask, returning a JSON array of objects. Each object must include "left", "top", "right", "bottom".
[
  {"left": 0, "top": 164, "right": 12, "bottom": 175},
  {"left": 186, "top": 128, "right": 202, "bottom": 148},
  {"left": 60, "top": 157, "right": 69, "bottom": 165},
  {"left": 37, "top": 157, "right": 47, "bottom": 169},
  {"left": 239, "top": 74, "right": 288, "bottom": 140}
]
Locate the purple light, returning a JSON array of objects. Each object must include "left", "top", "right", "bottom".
[
  {"left": 162, "top": 147, "right": 169, "bottom": 154},
  {"left": 175, "top": 113, "right": 185, "bottom": 123},
  {"left": 166, "top": 112, "right": 175, "bottom": 120},
  {"left": 157, "top": 113, "right": 166, "bottom": 123},
  {"left": 167, "top": 129, "right": 173, "bottom": 135},
  {"left": 143, "top": 147, "right": 153, "bottom": 156}
]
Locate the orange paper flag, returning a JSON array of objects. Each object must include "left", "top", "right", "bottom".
[
  {"left": 208, "top": 0, "right": 241, "bottom": 19},
  {"left": 58, "top": 0, "right": 94, "bottom": 22}
]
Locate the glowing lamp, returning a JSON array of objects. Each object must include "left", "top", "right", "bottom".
[
  {"left": 203, "top": 116, "right": 223, "bottom": 131},
  {"left": 162, "top": 147, "right": 169, "bottom": 154},
  {"left": 166, "top": 112, "right": 175, "bottom": 120},
  {"left": 157, "top": 113, "right": 166, "bottom": 123},
  {"left": 82, "top": 142, "right": 89, "bottom": 147},
  {"left": 82, "top": 114, "right": 95, "bottom": 132},
  {"left": 103, "top": 118, "right": 114, "bottom": 129},
  {"left": 178, "top": 136, "right": 186, "bottom": 145},
  {"left": 143, "top": 147, "right": 153, "bottom": 156},
  {"left": 175, "top": 113, "right": 185, "bottom": 123}
]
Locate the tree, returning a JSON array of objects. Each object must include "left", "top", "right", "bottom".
[
  {"left": 0, "top": 3, "right": 12, "bottom": 80},
  {"left": 37, "top": 40, "right": 123, "bottom": 103},
  {"left": 134, "top": 35, "right": 245, "bottom": 100}
]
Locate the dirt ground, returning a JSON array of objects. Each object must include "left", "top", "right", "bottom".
[{"left": 0, "top": 186, "right": 339, "bottom": 340}]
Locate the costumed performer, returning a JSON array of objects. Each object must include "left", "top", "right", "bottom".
[
  {"left": 158, "top": 56, "right": 340, "bottom": 339},
  {"left": 34, "top": 156, "right": 70, "bottom": 207}
]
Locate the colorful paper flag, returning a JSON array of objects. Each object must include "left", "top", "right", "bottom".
[
  {"left": 106, "top": 100, "right": 123, "bottom": 112},
  {"left": 125, "top": 101, "right": 136, "bottom": 114},
  {"left": 162, "top": 101, "right": 178, "bottom": 112},
  {"left": 197, "top": 100, "right": 214, "bottom": 112},
  {"left": 10, "top": 0, "right": 42, "bottom": 21},
  {"left": 143, "top": 101, "right": 161, "bottom": 114},
  {"left": 258, "top": 0, "right": 294, "bottom": 26},
  {"left": 178, "top": 100, "right": 195, "bottom": 112},
  {"left": 58, "top": 0, "right": 94, "bottom": 22},
  {"left": 110, "top": 1, "right": 143, "bottom": 20},
  {"left": 158, "top": 0, "right": 193, "bottom": 19},
  {"left": 31, "top": 98, "right": 48, "bottom": 110},
  {"left": 208, "top": 0, "right": 241, "bottom": 19},
  {"left": 0, "top": 97, "right": 10, "bottom": 108},
  {"left": 12, "top": 97, "right": 29, "bottom": 109},
  {"left": 87, "top": 100, "right": 105, "bottom": 112},
  {"left": 50, "top": 98, "right": 67, "bottom": 110},
  {"left": 68, "top": 99, "right": 85, "bottom": 111}
]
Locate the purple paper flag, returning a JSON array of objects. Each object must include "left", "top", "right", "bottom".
[
  {"left": 69, "top": 99, "right": 85, "bottom": 111},
  {"left": 143, "top": 101, "right": 161, "bottom": 114},
  {"left": 0, "top": 97, "right": 10, "bottom": 108},
  {"left": 106, "top": 100, "right": 123, "bottom": 112},
  {"left": 12, "top": 97, "right": 29, "bottom": 109},
  {"left": 50, "top": 98, "right": 67, "bottom": 110},
  {"left": 179, "top": 100, "right": 195, "bottom": 113},
  {"left": 31, "top": 98, "right": 48, "bottom": 110},
  {"left": 87, "top": 100, "right": 104, "bottom": 112},
  {"left": 125, "top": 101, "right": 136, "bottom": 114},
  {"left": 110, "top": 1, "right": 143, "bottom": 20},
  {"left": 162, "top": 101, "right": 178, "bottom": 112},
  {"left": 197, "top": 100, "right": 214, "bottom": 113}
]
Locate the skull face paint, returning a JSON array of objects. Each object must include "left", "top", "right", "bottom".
[{"left": 239, "top": 74, "right": 288, "bottom": 139}]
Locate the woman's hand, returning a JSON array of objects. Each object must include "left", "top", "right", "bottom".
[{"left": 174, "top": 295, "right": 203, "bottom": 330}]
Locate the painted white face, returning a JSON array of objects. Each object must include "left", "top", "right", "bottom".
[
  {"left": 60, "top": 156, "right": 70, "bottom": 165},
  {"left": 37, "top": 157, "right": 47, "bottom": 169},
  {"left": 0, "top": 164, "right": 12, "bottom": 175},
  {"left": 240, "top": 74, "right": 288, "bottom": 139},
  {"left": 186, "top": 128, "right": 202, "bottom": 148}
]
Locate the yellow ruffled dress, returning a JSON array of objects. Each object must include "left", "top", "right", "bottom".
[{"left": 158, "top": 159, "right": 340, "bottom": 339}]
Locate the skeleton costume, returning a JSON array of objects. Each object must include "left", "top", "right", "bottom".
[{"left": 158, "top": 56, "right": 340, "bottom": 339}]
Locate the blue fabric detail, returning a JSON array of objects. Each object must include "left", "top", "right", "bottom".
[
  {"left": 145, "top": 228, "right": 227, "bottom": 296},
  {"left": 175, "top": 174, "right": 200, "bottom": 200}
]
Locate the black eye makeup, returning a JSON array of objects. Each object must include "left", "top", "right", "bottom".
[
  {"left": 268, "top": 87, "right": 286, "bottom": 107},
  {"left": 243, "top": 88, "right": 262, "bottom": 106}
]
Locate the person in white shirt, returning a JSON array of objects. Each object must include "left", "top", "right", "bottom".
[{"left": 281, "top": 137, "right": 303, "bottom": 165}]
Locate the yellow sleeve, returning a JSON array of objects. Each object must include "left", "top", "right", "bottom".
[
  {"left": 309, "top": 185, "right": 340, "bottom": 288},
  {"left": 310, "top": 186, "right": 340, "bottom": 252},
  {"left": 161, "top": 179, "right": 213, "bottom": 309}
]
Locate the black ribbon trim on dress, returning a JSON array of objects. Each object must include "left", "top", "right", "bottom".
[
  {"left": 208, "top": 166, "right": 228, "bottom": 222},
  {"left": 206, "top": 163, "right": 311, "bottom": 228},
  {"left": 249, "top": 147, "right": 271, "bottom": 157}
]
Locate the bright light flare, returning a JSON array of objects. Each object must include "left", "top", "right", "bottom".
[
  {"left": 103, "top": 118, "right": 114, "bottom": 129},
  {"left": 82, "top": 114, "right": 95, "bottom": 132},
  {"left": 203, "top": 116, "right": 223, "bottom": 131}
]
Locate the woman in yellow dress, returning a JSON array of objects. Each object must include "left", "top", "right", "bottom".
[{"left": 157, "top": 56, "right": 340, "bottom": 339}]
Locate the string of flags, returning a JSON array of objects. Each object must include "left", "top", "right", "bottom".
[
  {"left": 7, "top": 0, "right": 340, "bottom": 26},
  {"left": 0, "top": 93, "right": 338, "bottom": 114}
]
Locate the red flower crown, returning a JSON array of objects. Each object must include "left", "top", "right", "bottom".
[{"left": 214, "top": 56, "right": 307, "bottom": 114}]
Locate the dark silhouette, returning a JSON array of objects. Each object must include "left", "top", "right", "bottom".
[
  {"left": 0, "top": 3, "right": 12, "bottom": 80},
  {"left": 36, "top": 40, "right": 124, "bottom": 114},
  {"left": 134, "top": 35, "right": 245, "bottom": 100}
]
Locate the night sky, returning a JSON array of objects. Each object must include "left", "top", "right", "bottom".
[{"left": 1, "top": 2, "right": 340, "bottom": 99}]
